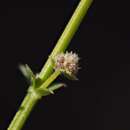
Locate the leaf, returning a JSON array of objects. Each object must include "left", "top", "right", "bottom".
[
  {"left": 48, "top": 83, "right": 66, "bottom": 92},
  {"left": 38, "top": 83, "right": 66, "bottom": 96},
  {"left": 19, "top": 64, "right": 36, "bottom": 84}
]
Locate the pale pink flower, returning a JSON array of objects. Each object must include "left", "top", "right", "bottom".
[{"left": 54, "top": 51, "right": 79, "bottom": 76}]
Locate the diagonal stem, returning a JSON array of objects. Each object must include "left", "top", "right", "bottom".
[
  {"left": 38, "top": 70, "right": 61, "bottom": 90},
  {"left": 7, "top": 92, "right": 39, "bottom": 130},
  {"left": 8, "top": 1, "right": 93, "bottom": 130},
  {"left": 39, "top": 0, "right": 93, "bottom": 81}
]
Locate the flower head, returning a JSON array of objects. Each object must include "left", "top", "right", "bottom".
[{"left": 54, "top": 51, "right": 79, "bottom": 78}]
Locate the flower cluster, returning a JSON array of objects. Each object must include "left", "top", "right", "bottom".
[{"left": 54, "top": 51, "right": 79, "bottom": 76}]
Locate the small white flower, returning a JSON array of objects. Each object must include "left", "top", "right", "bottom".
[
  {"left": 54, "top": 53, "right": 65, "bottom": 70},
  {"left": 54, "top": 51, "right": 79, "bottom": 76}
]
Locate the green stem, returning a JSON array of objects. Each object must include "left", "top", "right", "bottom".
[
  {"left": 39, "top": 0, "right": 93, "bottom": 81},
  {"left": 8, "top": 71, "right": 61, "bottom": 130},
  {"left": 8, "top": 92, "right": 39, "bottom": 130},
  {"left": 38, "top": 70, "right": 61, "bottom": 90},
  {"left": 8, "top": 0, "right": 93, "bottom": 130}
]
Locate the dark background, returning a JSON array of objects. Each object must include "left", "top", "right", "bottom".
[{"left": 1, "top": 0, "right": 130, "bottom": 129}]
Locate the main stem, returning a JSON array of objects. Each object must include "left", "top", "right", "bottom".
[
  {"left": 8, "top": 0, "right": 93, "bottom": 130},
  {"left": 8, "top": 92, "right": 39, "bottom": 130},
  {"left": 39, "top": 0, "right": 93, "bottom": 81}
]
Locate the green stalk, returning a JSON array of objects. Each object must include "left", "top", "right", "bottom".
[
  {"left": 8, "top": 0, "right": 93, "bottom": 130},
  {"left": 8, "top": 92, "right": 39, "bottom": 130},
  {"left": 8, "top": 71, "right": 61, "bottom": 130},
  {"left": 39, "top": 0, "right": 93, "bottom": 81},
  {"left": 38, "top": 70, "right": 61, "bottom": 90}
]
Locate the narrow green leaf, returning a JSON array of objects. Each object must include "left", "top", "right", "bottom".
[{"left": 19, "top": 64, "right": 36, "bottom": 85}]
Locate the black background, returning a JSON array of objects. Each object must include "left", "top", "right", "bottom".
[{"left": 1, "top": 0, "right": 130, "bottom": 129}]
